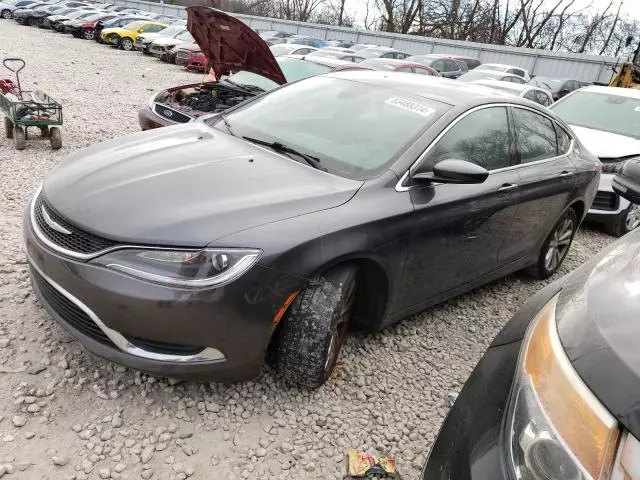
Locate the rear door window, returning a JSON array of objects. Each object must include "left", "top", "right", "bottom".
[
  {"left": 431, "top": 59, "right": 445, "bottom": 71},
  {"left": 423, "top": 107, "right": 511, "bottom": 171},
  {"left": 512, "top": 107, "right": 558, "bottom": 163},
  {"left": 414, "top": 67, "right": 434, "bottom": 75}
]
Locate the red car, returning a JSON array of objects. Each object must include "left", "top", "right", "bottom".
[
  {"left": 358, "top": 58, "right": 441, "bottom": 76},
  {"left": 139, "top": 7, "right": 369, "bottom": 130},
  {"left": 185, "top": 51, "right": 207, "bottom": 71},
  {"left": 174, "top": 43, "right": 201, "bottom": 66}
]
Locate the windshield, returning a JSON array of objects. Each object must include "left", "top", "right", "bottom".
[
  {"left": 551, "top": 91, "right": 640, "bottom": 140},
  {"left": 175, "top": 30, "right": 192, "bottom": 42},
  {"left": 122, "top": 20, "right": 144, "bottom": 29},
  {"left": 458, "top": 70, "right": 504, "bottom": 82},
  {"left": 529, "top": 77, "right": 563, "bottom": 92},
  {"left": 76, "top": 11, "right": 95, "bottom": 19},
  {"left": 215, "top": 76, "right": 448, "bottom": 179},
  {"left": 228, "top": 57, "right": 332, "bottom": 92},
  {"left": 158, "top": 26, "right": 182, "bottom": 37},
  {"left": 269, "top": 44, "right": 295, "bottom": 56}
]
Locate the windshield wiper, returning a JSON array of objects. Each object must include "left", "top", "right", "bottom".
[
  {"left": 242, "top": 136, "right": 327, "bottom": 171},
  {"left": 220, "top": 114, "right": 235, "bottom": 136}
]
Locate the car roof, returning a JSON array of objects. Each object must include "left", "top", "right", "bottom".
[
  {"left": 579, "top": 85, "right": 640, "bottom": 99},
  {"left": 287, "top": 54, "right": 358, "bottom": 68},
  {"left": 324, "top": 70, "right": 530, "bottom": 106},
  {"left": 472, "top": 79, "right": 530, "bottom": 92},
  {"left": 363, "top": 58, "right": 421, "bottom": 66}
]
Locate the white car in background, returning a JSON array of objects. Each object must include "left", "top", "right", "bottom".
[
  {"left": 551, "top": 86, "right": 640, "bottom": 236},
  {"left": 269, "top": 43, "right": 318, "bottom": 57},
  {"left": 473, "top": 79, "right": 553, "bottom": 107},
  {"left": 475, "top": 62, "right": 531, "bottom": 81}
]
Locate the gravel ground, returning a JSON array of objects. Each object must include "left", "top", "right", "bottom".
[{"left": 0, "top": 21, "right": 615, "bottom": 480}]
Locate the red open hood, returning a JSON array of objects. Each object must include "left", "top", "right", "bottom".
[{"left": 187, "top": 7, "right": 286, "bottom": 85}]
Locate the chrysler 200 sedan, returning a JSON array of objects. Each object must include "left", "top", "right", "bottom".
[
  {"left": 24, "top": 73, "right": 599, "bottom": 388},
  {"left": 422, "top": 163, "right": 640, "bottom": 480}
]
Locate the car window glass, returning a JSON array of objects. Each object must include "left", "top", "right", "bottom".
[
  {"left": 423, "top": 107, "right": 510, "bottom": 171},
  {"left": 395, "top": 52, "right": 409, "bottom": 59},
  {"left": 523, "top": 90, "right": 538, "bottom": 103},
  {"left": 397, "top": 67, "right": 413, "bottom": 73},
  {"left": 513, "top": 108, "right": 558, "bottom": 163},
  {"left": 444, "top": 59, "right": 459, "bottom": 71},
  {"left": 432, "top": 59, "right": 444, "bottom": 71},
  {"left": 556, "top": 125, "right": 572, "bottom": 154},
  {"left": 511, "top": 76, "right": 526, "bottom": 84},
  {"left": 414, "top": 67, "right": 433, "bottom": 75},
  {"left": 537, "top": 91, "right": 552, "bottom": 106}
]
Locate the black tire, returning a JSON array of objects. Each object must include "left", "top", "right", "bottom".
[
  {"left": 14, "top": 126, "right": 25, "bottom": 150},
  {"left": 526, "top": 208, "right": 577, "bottom": 279},
  {"left": 49, "top": 127, "right": 62, "bottom": 150},
  {"left": 82, "top": 28, "right": 95, "bottom": 40},
  {"left": 40, "top": 126, "right": 49, "bottom": 138},
  {"left": 275, "top": 265, "right": 357, "bottom": 388},
  {"left": 4, "top": 117, "right": 13, "bottom": 138},
  {"left": 1, "top": 9, "right": 11, "bottom": 19},
  {"left": 605, "top": 203, "right": 640, "bottom": 237},
  {"left": 120, "top": 37, "right": 133, "bottom": 51},
  {"left": 28, "top": 16, "right": 38, "bottom": 26}
]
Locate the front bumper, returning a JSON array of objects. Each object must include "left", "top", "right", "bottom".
[
  {"left": 24, "top": 204, "right": 301, "bottom": 381},
  {"left": 101, "top": 33, "right": 120, "bottom": 45},
  {"left": 586, "top": 173, "right": 630, "bottom": 223}
]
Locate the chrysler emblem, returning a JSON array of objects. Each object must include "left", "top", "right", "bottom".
[{"left": 41, "top": 206, "right": 72, "bottom": 235}]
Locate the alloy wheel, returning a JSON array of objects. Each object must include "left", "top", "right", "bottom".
[
  {"left": 83, "top": 29, "right": 95, "bottom": 40},
  {"left": 1, "top": 10, "right": 11, "bottom": 19},
  {"left": 323, "top": 279, "right": 356, "bottom": 374},
  {"left": 544, "top": 217, "right": 574, "bottom": 272},
  {"left": 121, "top": 38, "right": 133, "bottom": 51},
  {"left": 625, "top": 204, "right": 640, "bottom": 231}
]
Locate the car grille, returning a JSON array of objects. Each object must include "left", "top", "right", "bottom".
[
  {"left": 31, "top": 267, "right": 113, "bottom": 346},
  {"left": 592, "top": 191, "right": 618, "bottom": 211},
  {"left": 175, "top": 51, "right": 191, "bottom": 65},
  {"left": 33, "top": 192, "right": 117, "bottom": 255},
  {"left": 150, "top": 46, "right": 165, "bottom": 55},
  {"left": 153, "top": 103, "right": 192, "bottom": 123},
  {"left": 127, "top": 336, "right": 203, "bottom": 355}
]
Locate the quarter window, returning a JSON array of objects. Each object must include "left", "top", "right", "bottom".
[
  {"left": 513, "top": 107, "right": 558, "bottom": 163},
  {"left": 423, "top": 107, "right": 511, "bottom": 171},
  {"left": 556, "top": 125, "right": 572, "bottom": 155}
]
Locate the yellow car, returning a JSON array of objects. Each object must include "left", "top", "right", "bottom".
[{"left": 100, "top": 20, "right": 168, "bottom": 51}]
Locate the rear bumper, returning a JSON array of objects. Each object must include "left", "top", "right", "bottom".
[{"left": 24, "top": 205, "right": 302, "bottom": 382}]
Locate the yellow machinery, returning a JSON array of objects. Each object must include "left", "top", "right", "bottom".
[{"left": 610, "top": 38, "right": 640, "bottom": 89}]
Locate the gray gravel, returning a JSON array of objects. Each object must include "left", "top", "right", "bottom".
[{"left": 0, "top": 21, "right": 615, "bottom": 480}]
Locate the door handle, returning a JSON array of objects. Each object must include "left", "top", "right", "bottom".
[
  {"left": 559, "top": 171, "right": 574, "bottom": 177},
  {"left": 497, "top": 183, "right": 518, "bottom": 192}
]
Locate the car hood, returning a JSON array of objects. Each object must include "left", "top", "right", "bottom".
[
  {"left": 47, "top": 14, "right": 68, "bottom": 20},
  {"left": 42, "top": 123, "right": 361, "bottom": 247},
  {"left": 187, "top": 6, "right": 286, "bottom": 85},
  {"left": 556, "top": 229, "right": 640, "bottom": 438},
  {"left": 569, "top": 125, "right": 640, "bottom": 159},
  {"left": 150, "top": 36, "right": 185, "bottom": 47},
  {"left": 138, "top": 32, "right": 162, "bottom": 43}
]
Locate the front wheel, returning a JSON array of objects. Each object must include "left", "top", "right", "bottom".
[
  {"left": 49, "top": 127, "right": 62, "bottom": 150},
  {"left": 4, "top": 117, "right": 13, "bottom": 138},
  {"left": 526, "top": 208, "right": 577, "bottom": 279},
  {"left": 120, "top": 37, "right": 133, "bottom": 51},
  {"left": 275, "top": 265, "right": 357, "bottom": 388},
  {"left": 606, "top": 203, "right": 640, "bottom": 237},
  {"left": 14, "top": 126, "right": 25, "bottom": 150},
  {"left": 82, "top": 28, "right": 94, "bottom": 40},
  {"left": 1, "top": 9, "right": 11, "bottom": 19}
]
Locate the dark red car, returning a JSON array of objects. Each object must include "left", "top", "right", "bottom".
[
  {"left": 358, "top": 58, "right": 441, "bottom": 76},
  {"left": 139, "top": 7, "right": 369, "bottom": 130}
]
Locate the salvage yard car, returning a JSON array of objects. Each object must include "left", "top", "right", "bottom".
[
  {"left": 25, "top": 11, "right": 599, "bottom": 388},
  {"left": 551, "top": 86, "right": 640, "bottom": 236},
  {"left": 139, "top": 9, "right": 368, "bottom": 130},
  {"left": 100, "top": 19, "right": 168, "bottom": 51},
  {"left": 422, "top": 164, "right": 640, "bottom": 480},
  {"left": 473, "top": 79, "right": 554, "bottom": 107}
]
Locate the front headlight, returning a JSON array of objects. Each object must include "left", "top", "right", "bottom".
[
  {"left": 91, "top": 248, "right": 262, "bottom": 288},
  {"left": 507, "top": 295, "right": 620, "bottom": 480}
]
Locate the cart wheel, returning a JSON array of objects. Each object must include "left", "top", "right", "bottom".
[
  {"left": 14, "top": 126, "right": 25, "bottom": 150},
  {"left": 49, "top": 127, "right": 62, "bottom": 150},
  {"left": 4, "top": 117, "right": 13, "bottom": 139},
  {"left": 40, "top": 126, "right": 50, "bottom": 138}
]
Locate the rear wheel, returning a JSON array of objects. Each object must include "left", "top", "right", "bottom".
[
  {"left": 606, "top": 203, "right": 640, "bottom": 237},
  {"left": 526, "top": 208, "right": 577, "bottom": 279},
  {"left": 49, "top": 127, "right": 62, "bottom": 150},
  {"left": 1, "top": 9, "right": 11, "bottom": 19},
  {"left": 14, "top": 126, "right": 25, "bottom": 150},
  {"left": 82, "top": 28, "right": 95, "bottom": 40},
  {"left": 120, "top": 37, "right": 133, "bottom": 51},
  {"left": 275, "top": 265, "right": 358, "bottom": 388},
  {"left": 4, "top": 117, "right": 13, "bottom": 138}
]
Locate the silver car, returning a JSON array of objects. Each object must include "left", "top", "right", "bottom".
[{"left": 551, "top": 86, "right": 640, "bottom": 236}]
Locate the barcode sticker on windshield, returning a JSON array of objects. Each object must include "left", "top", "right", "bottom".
[{"left": 385, "top": 97, "right": 435, "bottom": 117}]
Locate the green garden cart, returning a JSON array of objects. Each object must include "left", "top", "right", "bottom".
[{"left": 1, "top": 58, "right": 63, "bottom": 150}]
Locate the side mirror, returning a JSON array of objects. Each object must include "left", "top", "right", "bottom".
[
  {"left": 613, "top": 159, "right": 640, "bottom": 203},
  {"left": 412, "top": 159, "right": 489, "bottom": 184}
]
